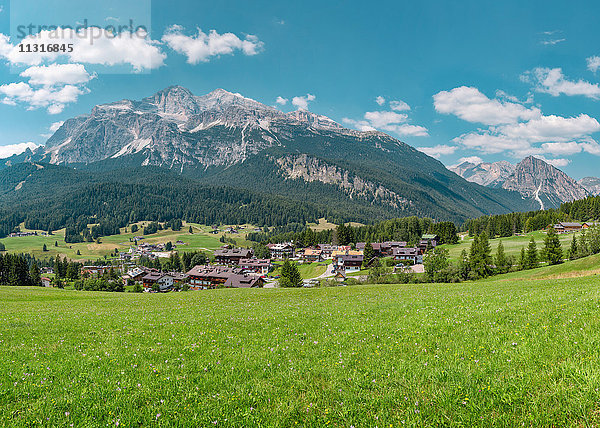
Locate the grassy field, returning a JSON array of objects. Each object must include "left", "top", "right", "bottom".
[
  {"left": 441, "top": 230, "right": 580, "bottom": 261},
  {"left": 0, "top": 222, "right": 252, "bottom": 262},
  {"left": 270, "top": 260, "right": 331, "bottom": 279},
  {"left": 3, "top": 273, "right": 600, "bottom": 426}
]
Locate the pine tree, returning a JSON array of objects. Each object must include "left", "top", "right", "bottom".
[
  {"left": 30, "top": 262, "right": 41, "bottom": 287},
  {"left": 189, "top": 226, "right": 193, "bottom": 234},
  {"left": 519, "top": 247, "right": 526, "bottom": 271},
  {"left": 526, "top": 237, "right": 538, "bottom": 269},
  {"left": 279, "top": 259, "right": 302, "bottom": 287},
  {"left": 42, "top": 244, "right": 48, "bottom": 252},
  {"left": 569, "top": 235, "right": 579, "bottom": 260},
  {"left": 458, "top": 249, "right": 470, "bottom": 279},
  {"left": 54, "top": 241, "right": 58, "bottom": 247},
  {"left": 544, "top": 228, "right": 563, "bottom": 265},
  {"left": 362, "top": 242, "right": 375, "bottom": 268},
  {"left": 469, "top": 232, "right": 492, "bottom": 278},
  {"left": 495, "top": 241, "right": 508, "bottom": 274}
]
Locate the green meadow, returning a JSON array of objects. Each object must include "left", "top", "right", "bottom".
[
  {"left": 3, "top": 260, "right": 600, "bottom": 426},
  {"left": 441, "top": 230, "right": 581, "bottom": 261},
  {"left": 0, "top": 222, "right": 250, "bottom": 262}
]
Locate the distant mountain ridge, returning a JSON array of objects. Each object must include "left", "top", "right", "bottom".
[
  {"left": 2, "top": 86, "right": 537, "bottom": 223},
  {"left": 450, "top": 160, "right": 515, "bottom": 188},
  {"left": 579, "top": 176, "right": 600, "bottom": 196},
  {"left": 450, "top": 156, "right": 589, "bottom": 209}
]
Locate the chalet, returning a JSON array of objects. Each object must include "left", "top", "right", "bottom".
[
  {"left": 41, "top": 277, "right": 51, "bottom": 287},
  {"left": 81, "top": 265, "right": 112, "bottom": 276},
  {"left": 335, "top": 254, "right": 364, "bottom": 273},
  {"left": 224, "top": 274, "right": 264, "bottom": 288},
  {"left": 393, "top": 247, "right": 422, "bottom": 264},
  {"left": 332, "top": 249, "right": 362, "bottom": 258},
  {"left": 356, "top": 243, "right": 385, "bottom": 257},
  {"left": 142, "top": 272, "right": 174, "bottom": 292},
  {"left": 214, "top": 247, "right": 253, "bottom": 265},
  {"left": 302, "top": 249, "right": 323, "bottom": 262},
  {"left": 239, "top": 258, "right": 272, "bottom": 275},
  {"left": 318, "top": 244, "right": 336, "bottom": 258},
  {"left": 169, "top": 272, "right": 189, "bottom": 284},
  {"left": 267, "top": 243, "right": 295, "bottom": 259},
  {"left": 186, "top": 265, "right": 262, "bottom": 289},
  {"left": 8, "top": 231, "right": 38, "bottom": 238},
  {"left": 553, "top": 222, "right": 583, "bottom": 233}
]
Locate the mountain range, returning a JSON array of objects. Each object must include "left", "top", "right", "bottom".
[
  {"left": 0, "top": 86, "right": 536, "bottom": 225},
  {"left": 450, "top": 156, "right": 594, "bottom": 210}
]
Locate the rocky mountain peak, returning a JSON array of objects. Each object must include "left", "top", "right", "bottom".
[
  {"left": 451, "top": 155, "right": 589, "bottom": 209},
  {"left": 502, "top": 156, "right": 588, "bottom": 209},
  {"left": 579, "top": 176, "right": 600, "bottom": 196}
]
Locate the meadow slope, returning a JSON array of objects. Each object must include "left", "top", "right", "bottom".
[{"left": 3, "top": 276, "right": 600, "bottom": 426}]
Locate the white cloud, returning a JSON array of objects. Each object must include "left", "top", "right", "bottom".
[
  {"left": 454, "top": 156, "right": 484, "bottom": 166},
  {"left": 49, "top": 121, "right": 64, "bottom": 132},
  {"left": 433, "top": 86, "right": 541, "bottom": 125},
  {"left": 587, "top": 56, "right": 600, "bottom": 73},
  {"left": 386, "top": 124, "right": 428, "bottom": 137},
  {"left": 1, "top": 28, "right": 166, "bottom": 72},
  {"left": 526, "top": 67, "right": 600, "bottom": 99},
  {"left": 364, "top": 111, "right": 407, "bottom": 128},
  {"left": 452, "top": 132, "right": 531, "bottom": 155},
  {"left": 344, "top": 101, "right": 428, "bottom": 137},
  {"left": 581, "top": 139, "right": 600, "bottom": 155},
  {"left": 498, "top": 114, "right": 600, "bottom": 143},
  {"left": 417, "top": 144, "right": 457, "bottom": 158},
  {"left": 162, "top": 25, "right": 263, "bottom": 64},
  {"left": 342, "top": 118, "right": 376, "bottom": 132},
  {"left": 20, "top": 64, "right": 95, "bottom": 86},
  {"left": 291, "top": 94, "right": 315, "bottom": 110},
  {"left": 275, "top": 96, "right": 288, "bottom": 105},
  {"left": 0, "top": 142, "right": 39, "bottom": 159},
  {"left": 0, "top": 82, "right": 85, "bottom": 114},
  {"left": 41, "top": 121, "right": 65, "bottom": 138},
  {"left": 534, "top": 155, "right": 571, "bottom": 167},
  {"left": 541, "top": 38, "right": 565, "bottom": 46},
  {"left": 389, "top": 100, "right": 411, "bottom": 111},
  {"left": 540, "top": 141, "right": 582, "bottom": 156},
  {"left": 0, "top": 6, "right": 3, "bottom": 13}
]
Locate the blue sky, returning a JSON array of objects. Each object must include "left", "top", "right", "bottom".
[{"left": 1, "top": 0, "right": 600, "bottom": 178}]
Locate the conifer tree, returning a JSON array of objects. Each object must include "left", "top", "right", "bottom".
[
  {"left": 526, "top": 237, "right": 538, "bottom": 269},
  {"left": 519, "top": 247, "right": 526, "bottom": 271},
  {"left": 279, "top": 258, "right": 302, "bottom": 287},
  {"left": 544, "top": 228, "right": 563, "bottom": 265},
  {"left": 30, "top": 262, "right": 41, "bottom": 286},
  {"left": 495, "top": 241, "right": 509, "bottom": 274},
  {"left": 569, "top": 235, "right": 578, "bottom": 260},
  {"left": 362, "top": 242, "right": 375, "bottom": 268}
]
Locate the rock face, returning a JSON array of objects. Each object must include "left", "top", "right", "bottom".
[
  {"left": 579, "top": 177, "right": 600, "bottom": 196},
  {"left": 451, "top": 156, "right": 589, "bottom": 209},
  {"left": 275, "top": 154, "right": 410, "bottom": 208},
  {"left": 450, "top": 161, "right": 515, "bottom": 188},
  {"left": 33, "top": 86, "right": 533, "bottom": 221},
  {"left": 501, "top": 156, "right": 589, "bottom": 209}
]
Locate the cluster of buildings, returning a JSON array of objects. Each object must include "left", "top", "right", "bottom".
[
  {"left": 119, "top": 241, "right": 179, "bottom": 262},
  {"left": 552, "top": 222, "right": 599, "bottom": 234},
  {"left": 106, "top": 233, "right": 439, "bottom": 292},
  {"left": 8, "top": 231, "right": 46, "bottom": 238}
]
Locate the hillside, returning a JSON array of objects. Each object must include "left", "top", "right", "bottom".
[{"left": 7, "top": 86, "right": 535, "bottom": 223}]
